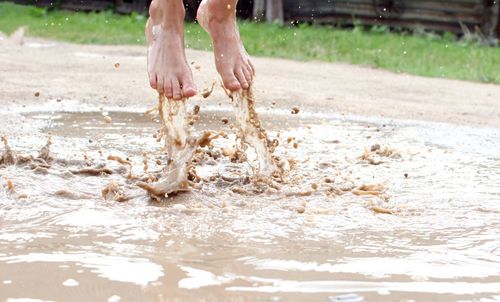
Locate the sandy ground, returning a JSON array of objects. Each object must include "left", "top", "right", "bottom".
[
  {"left": 2, "top": 34, "right": 500, "bottom": 302},
  {"left": 0, "top": 35, "right": 499, "bottom": 128}
]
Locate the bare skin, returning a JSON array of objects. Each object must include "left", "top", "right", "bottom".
[
  {"left": 197, "top": 0, "right": 255, "bottom": 91},
  {"left": 145, "top": 0, "right": 196, "bottom": 100},
  {"left": 146, "top": 0, "right": 254, "bottom": 96}
]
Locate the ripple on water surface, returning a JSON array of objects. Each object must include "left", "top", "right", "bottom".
[{"left": 0, "top": 106, "right": 499, "bottom": 302}]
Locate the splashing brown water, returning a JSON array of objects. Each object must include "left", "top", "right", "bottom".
[
  {"left": 1, "top": 92, "right": 388, "bottom": 205},
  {"left": 225, "top": 88, "right": 281, "bottom": 176},
  {"left": 137, "top": 95, "right": 194, "bottom": 198},
  {"left": 137, "top": 89, "right": 288, "bottom": 199},
  {"left": 1, "top": 100, "right": 499, "bottom": 301},
  {"left": 1, "top": 136, "right": 17, "bottom": 165}
]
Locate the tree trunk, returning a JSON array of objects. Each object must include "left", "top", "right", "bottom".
[
  {"left": 252, "top": 0, "right": 265, "bottom": 21},
  {"left": 265, "top": 0, "right": 283, "bottom": 23}
]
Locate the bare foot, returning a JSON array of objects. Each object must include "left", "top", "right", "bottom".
[
  {"left": 146, "top": 0, "right": 196, "bottom": 100},
  {"left": 197, "top": 0, "right": 255, "bottom": 91}
]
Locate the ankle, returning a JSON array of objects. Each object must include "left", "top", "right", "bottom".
[
  {"left": 204, "top": 0, "right": 237, "bottom": 22},
  {"left": 149, "top": 0, "right": 186, "bottom": 26}
]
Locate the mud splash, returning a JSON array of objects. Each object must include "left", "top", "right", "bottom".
[
  {"left": 1, "top": 99, "right": 500, "bottom": 302},
  {"left": 138, "top": 89, "right": 287, "bottom": 199},
  {"left": 225, "top": 88, "right": 281, "bottom": 176},
  {"left": 137, "top": 95, "right": 196, "bottom": 198},
  {"left": 1, "top": 136, "right": 16, "bottom": 165}
]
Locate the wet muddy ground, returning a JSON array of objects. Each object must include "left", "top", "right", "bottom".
[{"left": 1, "top": 98, "right": 500, "bottom": 302}]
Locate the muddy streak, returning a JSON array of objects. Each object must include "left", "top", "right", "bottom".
[
  {"left": 37, "top": 132, "right": 52, "bottom": 161},
  {"left": 71, "top": 167, "right": 113, "bottom": 176},
  {"left": 138, "top": 94, "right": 207, "bottom": 198},
  {"left": 1, "top": 135, "right": 53, "bottom": 169},
  {"left": 54, "top": 190, "right": 94, "bottom": 200},
  {"left": 101, "top": 181, "right": 129, "bottom": 202},
  {"left": 107, "top": 155, "right": 134, "bottom": 179},
  {"left": 225, "top": 88, "right": 283, "bottom": 177},
  {"left": 1, "top": 136, "right": 16, "bottom": 165},
  {"left": 360, "top": 144, "right": 401, "bottom": 165},
  {"left": 201, "top": 80, "right": 216, "bottom": 99},
  {"left": 139, "top": 89, "right": 285, "bottom": 199}
]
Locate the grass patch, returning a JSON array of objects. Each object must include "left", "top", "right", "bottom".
[{"left": 1, "top": 2, "right": 499, "bottom": 84}]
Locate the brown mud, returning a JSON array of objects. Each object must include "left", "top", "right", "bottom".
[
  {"left": 1, "top": 101, "right": 499, "bottom": 302},
  {"left": 0, "top": 87, "right": 392, "bottom": 207},
  {"left": 137, "top": 94, "right": 210, "bottom": 199},
  {"left": 2, "top": 37, "right": 500, "bottom": 302},
  {"left": 137, "top": 88, "right": 292, "bottom": 200}
]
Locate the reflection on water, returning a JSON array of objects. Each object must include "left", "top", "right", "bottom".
[
  {"left": 1, "top": 104, "right": 499, "bottom": 302},
  {"left": 0, "top": 253, "right": 164, "bottom": 285}
]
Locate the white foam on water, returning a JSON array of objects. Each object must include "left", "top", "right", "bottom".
[
  {"left": 62, "top": 278, "right": 79, "bottom": 287},
  {"left": 107, "top": 295, "right": 121, "bottom": 302},
  {"left": 178, "top": 266, "right": 233, "bottom": 289},
  {"left": 241, "top": 256, "right": 500, "bottom": 279},
  {"left": 226, "top": 280, "right": 500, "bottom": 295},
  {"left": 0, "top": 253, "right": 164, "bottom": 286}
]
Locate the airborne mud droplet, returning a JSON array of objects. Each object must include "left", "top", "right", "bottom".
[
  {"left": 202, "top": 81, "right": 216, "bottom": 99},
  {"left": 104, "top": 116, "right": 112, "bottom": 123},
  {"left": 6, "top": 179, "right": 15, "bottom": 192}
]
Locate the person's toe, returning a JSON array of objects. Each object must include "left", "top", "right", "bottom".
[
  {"left": 221, "top": 70, "right": 241, "bottom": 91},
  {"left": 242, "top": 66, "right": 253, "bottom": 86},
  {"left": 235, "top": 68, "right": 249, "bottom": 90},
  {"left": 248, "top": 59, "right": 256, "bottom": 76},
  {"left": 172, "top": 80, "right": 183, "bottom": 100},
  {"left": 156, "top": 76, "right": 165, "bottom": 94},
  {"left": 181, "top": 76, "right": 197, "bottom": 98},
  {"left": 164, "top": 78, "right": 173, "bottom": 99},
  {"left": 149, "top": 73, "right": 158, "bottom": 90}
]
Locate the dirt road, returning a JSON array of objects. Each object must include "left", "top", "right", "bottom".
[
  {"left": 2, "top": 35, "right": 500, "bottom": 302},
  {"left": 0, "top": 36, "right": 499, "bottom": 128}
]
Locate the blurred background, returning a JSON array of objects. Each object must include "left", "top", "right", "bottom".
[
  {"left": 0, "top": 0, "right": 499, "bottom": 83},
  {"left": 5, "top": 0, "right": 500, "bottom": 39}
]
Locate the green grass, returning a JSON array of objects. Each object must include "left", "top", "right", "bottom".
[{"left": 1, "top": 2, "right": 499, "bottom": 84}]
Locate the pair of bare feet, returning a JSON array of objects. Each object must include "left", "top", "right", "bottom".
[{"left": 145, "top": 0, "right": 254, "bottom": 100}]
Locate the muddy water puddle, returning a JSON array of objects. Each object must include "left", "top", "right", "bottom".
[{"left": 1, "top": 105, "right": 500, "bottom": 302}]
